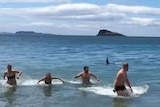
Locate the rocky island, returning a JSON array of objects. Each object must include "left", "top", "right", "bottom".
[
  {"left": 97, "top": 29, "right": 126, "bottom": 37},
  {"left": 15, "top": 31, "right": 55, "bottom": 36},
  {"left": 16, "top": 31, "right": 43, "bottom": 35}
]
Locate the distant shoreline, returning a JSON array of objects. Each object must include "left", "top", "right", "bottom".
[{"left": 0, "top": 31, "right": 159, "bottom": 37}]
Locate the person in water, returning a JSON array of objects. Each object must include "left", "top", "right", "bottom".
[
  {"left": 3, "top": 64, "right": 22, "bottom": 86},
  {"left": 74, "top": 66, "right": 100, "bottom": 84},
  {"left": 113, "top": 63, "right": 133, "bottom": 96},
  {"left": 38, "top": 73, "right": 64, "bottom": 84}
]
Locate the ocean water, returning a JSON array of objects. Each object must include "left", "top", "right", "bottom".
[{"left": 0, "top": 34, "right": 160, "bottom": 107}]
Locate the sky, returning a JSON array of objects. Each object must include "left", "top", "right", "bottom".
[{"left": 0, "top": 0, "right": 160, "bottom": 36}]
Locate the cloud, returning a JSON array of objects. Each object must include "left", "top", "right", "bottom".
[
  {"left": 0, "top": 0, "right": 71, "bottom": 3},
  {"left": 127, "top": 17, "right": 160, "bottom": 26},
  {"left": 20, "top": 22, "right": 54, "bottom": 27},
  {"left": 1, "top": 3, "right": 159, "bottom": 22},
  {"left": 106, "top": 4, "right": 160, "bottom": 15},
  {"left": 0, "top": 3, "right": 126, "bottom": 23},
  {"left": 0, "top": 3, "right": 160, "bottom": 36}
]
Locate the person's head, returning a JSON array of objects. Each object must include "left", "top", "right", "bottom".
[
  {"left": 46, "top": 72, "right": 52, "bottom": 78},
  {"left": 123, "top": 63, "right": 129, "bottom": 71},
  {"left": 84, "top": 66, "right": 89, "bottom": 73},
  {"left": 7, "top": 64, "right": 12, "bottom": 71}
]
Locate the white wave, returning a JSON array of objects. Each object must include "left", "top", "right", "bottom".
[
  {"left": 18, "top": 79, "right": 38, "bottom": 86},
  {"left": 68, "top": 80, "right": 81, "bottom": 84},
  {"left": 79, "top": 85, "right": 149, "bottom": 98},
  {"left": 0, "top": 78, "right": 63, "bottom": 87},
  {"left": 68, "top": 79, "right": 100, "bottom": 85},
  {"left": 114, "top": 62, "right": 124, "bottom": 65},
  {"left": 0, "top": 80, "right": 7, "bottom": 86},
  {"left": 19, "top": 79, "right": 63, "bottom": 86},
  {"left": 131, "top": 85, "right": 149, "bottom": 95},
  {"left": 0, "top": 79, "right": 38, "bottom": 86}
]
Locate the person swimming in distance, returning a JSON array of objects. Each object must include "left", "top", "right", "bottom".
[
  {"left": 38, "top": 73, "right": 64, "bottom": 85},
  {"left": 74, "top": 66, "right": 100, "bottom": 84},
  {"left": 3, "top": 64, "right": 22, "bottom": 86},
  {"left": 113, "top": 63, "right": 133, "bottom": 96}
]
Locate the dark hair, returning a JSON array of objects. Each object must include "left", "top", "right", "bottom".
[
  {"left": 7, "top": 64, "right": 12, "bottom": 68},
  {"left": 46, "top": 72, "right": 51, "bottom": 76},
  {"left": 84, "top": 66, "right": 89, "bottom": 70},
  {"left": 123, "top": 63, "right": 128, "bottom": 67}
]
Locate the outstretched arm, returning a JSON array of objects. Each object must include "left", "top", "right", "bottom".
[
  {"left": 74, "top": 73, "right": 82, "bottom": 79},
  {"left": 90, "top": 73, "right": 100, "bottom": 81},
  {"left": 38, "top": 77, "right": 45, "bottom": 84},
  {"left": 52, "top": 77, "right": 64, "bottom": 83}
]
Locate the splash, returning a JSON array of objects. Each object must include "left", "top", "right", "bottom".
[
  {"left": 18, "top": 79, "right": 63, "bottom": 86},
  {"left": 68, "top": 80, "right": 82, "bottom": 84},
  {"left": 0, "top": 76, "right": 64, "bottom": 87},
  {"left": 79, "top": 85, "right": 149, "bottom": 98}
]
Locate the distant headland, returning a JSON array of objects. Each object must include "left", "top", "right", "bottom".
[
  {"left": 0, "top": 31, "right": 55, "bottom": 35},
  {"left": 16, "top": 31, "right": 42, "bottom": 34},
  {"left": 0, "top": 30, "right": 126, "bottom": 37},
  {"left": 97, "top": 29, "right": 126, "bottom": 37},
  {"left": 15, "top": 31, "right": 55, "bottom": 35}
]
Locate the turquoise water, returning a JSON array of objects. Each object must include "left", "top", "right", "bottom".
[{"left": 0, "top": 35, "right": 160, "bottom": 107}]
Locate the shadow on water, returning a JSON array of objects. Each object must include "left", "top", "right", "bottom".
[
  {"left": 74, "top": 83, "right": 99, "bottom": 97},
  {"left": 4, "top": 87, "right": 16, "bottom": 106},
  {"left": 112, "top": 98, "right": 134, "bottom": 107},
  {"left": 42, "top": 85, "right": 52, "bottom": 97}
]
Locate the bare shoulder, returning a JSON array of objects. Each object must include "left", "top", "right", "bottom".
[
  {"left": 89, "top": 72, "right": 94, "bottom": 75},
  {"left": 4, "top": 71, "right": 8, "bottom": 74},
  {"left": 40, "top": 77, "right": 46, "bottom": 80},
  {"left": 12, "top": 70, "right": 20, "bottom": 73},
  {"left": 80, "top": 72, "right": 84, "bottom": 75},
  {"left": 117, "top": 70, "right": 124, "bottom": 76},
  {"left": 77, "top": 72, "right": 83, "bottom": 76}
]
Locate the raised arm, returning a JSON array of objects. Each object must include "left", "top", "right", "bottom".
[
  {"left": 52, "top": 77, "right": 64, "bottom": 83},
  {"left": 90, "top": 73, "right": 100, "bottom": 81}
]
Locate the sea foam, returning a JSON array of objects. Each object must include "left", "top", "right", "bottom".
[{"left": 79, "top": 85, "right": 149, "bottom": 98}]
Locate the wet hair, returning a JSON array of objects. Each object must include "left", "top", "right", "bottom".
[
  {"left": 84, "top": 66, "right": 89, "bottom": 70},
  {"left": 46, "top": 72, "right": 51, "bottom": 76},
  {"left": 7, "top": 64, "right": 12, "bottom": 69},
  {"left": 123, "top": 63, "right": 128, "bottom": 68}
]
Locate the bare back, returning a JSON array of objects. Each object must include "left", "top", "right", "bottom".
[{"left": 114, "top": 69, "right": 127, "bottom": 87}]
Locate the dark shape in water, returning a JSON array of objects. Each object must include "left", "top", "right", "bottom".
[{"left": 106, "top": 57, "right": 110, "bottom": 65}]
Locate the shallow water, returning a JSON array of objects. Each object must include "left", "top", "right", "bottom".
[{"left": 0, "top": 35, "right": 160, "bottom": 107}]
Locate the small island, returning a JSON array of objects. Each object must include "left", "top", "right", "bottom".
[
  {"left": 15, "top": 31, "right": 55, "bottom": 36},
  {"left": 97, "top": 29, "right": 126, "bottom": 37},
  {"left": 16, "top": 31, "right": 43, "bottom": 35}
]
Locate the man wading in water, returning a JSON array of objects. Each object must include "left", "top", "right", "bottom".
[
  {"left": 113, "top": 63, "right": 133, "bottom": 96},
  {"left": 74, "top": 66, "right": 99, "bottom": 84}
]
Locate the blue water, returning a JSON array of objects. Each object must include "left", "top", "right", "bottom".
[{"left": 0, "top": 34, "right": 160, "bottom": 107}]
